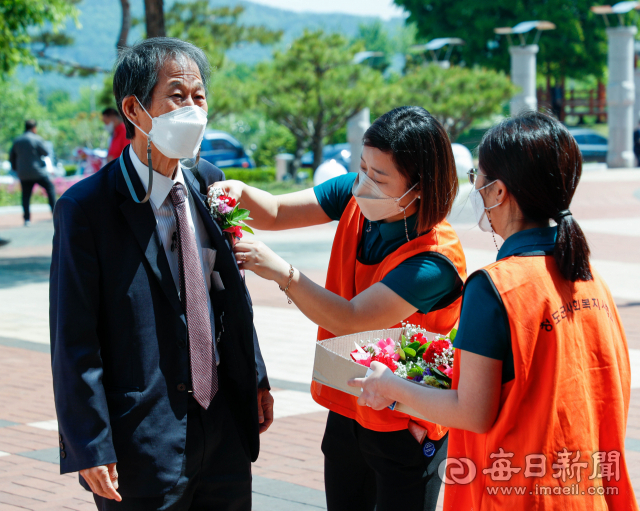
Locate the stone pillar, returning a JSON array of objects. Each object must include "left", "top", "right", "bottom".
[
  {"left": 607, "top": 26, "right": 637, "bottom": 169},
  {"left": 347, "top": 108, "right": 370, "bottom": 173},
  {"left": 635, "top": 67, "right": 640, "bottom": 127},
  {"left": 275, "top": 153, "right": 293, "bottom": 181},
  {"left": 509, "top": 45, "right": 539, "bottom": 115}
]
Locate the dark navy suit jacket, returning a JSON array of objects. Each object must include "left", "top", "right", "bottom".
[{"left": 50, "top": 146, "right": 269, "bottom": 497}]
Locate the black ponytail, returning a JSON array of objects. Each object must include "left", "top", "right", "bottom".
[{"left": 479, "top": 111, "right": 592, "bottom": 282}]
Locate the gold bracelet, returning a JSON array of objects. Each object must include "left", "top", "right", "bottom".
[{"left": 278, "top": 264, "right": 295, "bottom": 304}]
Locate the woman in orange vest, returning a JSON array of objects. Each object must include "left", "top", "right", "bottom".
[
  {"left": 216, "top": 106, "right": 467, "bottom": 510},
  {"left": 350, "top": 111, "right": 637, "bottom": 510}
]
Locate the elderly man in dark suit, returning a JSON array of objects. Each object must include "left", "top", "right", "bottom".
[
  {"left": 50, "top": 38, "right": 274, "bottom": 511},
  {"left": 10, "top": 119, "right": 56, "bottom": 226}
]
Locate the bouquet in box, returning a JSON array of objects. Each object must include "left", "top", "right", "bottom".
[
  {"left": 206, "top": 187, "right": 253, "bottom": 241},
  {"left": 350, "top": 323, "right": 456, "bottom": 389}
]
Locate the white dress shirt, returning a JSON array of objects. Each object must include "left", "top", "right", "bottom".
[{"left": 129, "top": 146, "right": 220, "bottom": 364}]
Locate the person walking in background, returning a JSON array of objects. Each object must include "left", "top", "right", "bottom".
[
  {"left": 9, "top": 119, "right": 56, "bottom": 226},
  {"left": 102, "top": 107, "right": 128, "bottom": 162}
]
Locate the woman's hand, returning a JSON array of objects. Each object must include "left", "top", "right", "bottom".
[
  {"left": 209, "top": 179, "right": 245, "bottom": 201},
  {"left": 234, "top": 239, "right": 291, "bottom": 287},
  {"left": 348, "top": 361, "right": 397, "bottom": 410}
]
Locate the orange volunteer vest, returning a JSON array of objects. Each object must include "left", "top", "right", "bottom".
[
  {"left": 312, "top": 197, "right": 467, "bottom": 438},
  {"left": 445, "top": 256, "right": 637, "bottom": 511}
]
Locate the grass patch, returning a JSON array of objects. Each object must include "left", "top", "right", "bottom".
[
  {"left": 0, "top": 187, "right": 49, "bottom": 207},
  {"left": 248, "top": 179, "right": 314, "bottom": 195}
]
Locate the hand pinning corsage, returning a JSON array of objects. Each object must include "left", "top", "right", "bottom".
[{"left": 206, "top": 187, "right": 254, "bottom": 241}]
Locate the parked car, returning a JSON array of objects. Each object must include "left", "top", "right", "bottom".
[
  {"left": 199, "top": 130, "right": 254, "bottom": 169},
  {"left": 568, "top": 128, "right": 608, "bottom": 163},
  {"left": 301, "top": 143, "right": 351, "bottom": 169}
]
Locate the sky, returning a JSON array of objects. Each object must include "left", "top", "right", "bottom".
[{"left": 247, "top": 0, "right": 407, "bottom": 20}]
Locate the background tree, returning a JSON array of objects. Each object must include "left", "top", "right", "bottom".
[
  {"left": 257, "top": 30, "right": 387, "bottom": 172},
  {"left": 206, "top": 63, "right": 259, "bottom": 124},
  {"left": 0, "top": 0, "right": 79, "bottom": 78},
  {"left": 166, "top": 1, "right": 282, "bottom": 69},
  {"left": 144, "top": 0, "right": 166, "bottom": 38},
  {"left": 394, "top": 0, "right": 608, "bottom": 81},
  {"left": 392, "top": 64, "right": 516, "bottom": 141},
  {"left": 353, "top": 21, "right": 393, "bottom": 72},
  {"left": 117, "top": 0, "right": 131, "bottom": 53}
]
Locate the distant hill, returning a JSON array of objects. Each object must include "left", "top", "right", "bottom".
[{"left": 19, "top": 0, "right": 405, "bottom": 96}]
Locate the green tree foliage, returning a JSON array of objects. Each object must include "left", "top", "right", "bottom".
[
  {"left": 257, "top": 30, "right": 387, "bottom": 172},
  {"left": 0, "top": 79, "right": 107, "bottom": 159},
  {"left": 354, "top": 21, "right": 393, "bottom": 72},
  {"left": 166, "top": 0, "right": 282, "bottom": 69},
  {"left": 394, "top": 0, "right": 608, "bottom": 80},
  {"left": 0, "top": 0, "right": 80, "bottom": 78},
  {"left": 392, "top": 64, "right": 516, "bottom": 141},
  {"left": 207, "top": 64, "right": 259, "bottom": 124}
]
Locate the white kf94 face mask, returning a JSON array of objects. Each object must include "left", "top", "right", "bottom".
[
  {"left": 470, "top": 180, "right": 502, "bottom": 232},
  {"left": 352, "top": 170, "right": 420, "bottom": 222},
  {"left": 126, "top": 96, "right": 208, "bottom": 159}
]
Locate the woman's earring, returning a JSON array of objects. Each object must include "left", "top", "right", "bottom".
[{"left": 487, "top": 211, "right": 500, "bottom": 251}]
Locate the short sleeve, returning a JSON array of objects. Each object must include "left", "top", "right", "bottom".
[
  {"left": 454, "top": 271, "right": 514, "bottom": 383},
  {"left": 381, "top": 255, "right": 460, "bottom": 315},
  {"left": 313, "top": 173, "right": 357, "bottom": 221}
]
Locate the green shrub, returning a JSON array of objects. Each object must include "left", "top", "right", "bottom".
[{"left": 222, "top": 167, "right": 275, "bottom": 183}]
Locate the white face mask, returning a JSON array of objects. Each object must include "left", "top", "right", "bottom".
[
  {"left": 126, "top": 96, "right": 208, "bottom": 159},
  {"left": 470, "top": 180, "right": 502, "bottom": 232},
  {"left": 352, "top": 170, "right": 420, "bottom": 222}
]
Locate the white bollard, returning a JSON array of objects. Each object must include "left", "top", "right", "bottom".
[
  {"left": 509, "top": 45, "right": 539, "bottom": 116},
  {"left": 347, "top": 108, "right": 370, "bottom": 173},
  {"left": 607, "top": 26, "right": 636, "bottom": 169}
]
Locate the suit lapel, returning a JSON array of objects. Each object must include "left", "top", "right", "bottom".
[{"left": 117, "top": 146, "right": 184, "bottom": 319}]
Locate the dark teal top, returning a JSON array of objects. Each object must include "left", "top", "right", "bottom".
[
  {"left": 314, "top": 173, "right": 461, "bottom": 315},
  {"left": 454, "top": 226, "right": 558, "bottom": 384}
]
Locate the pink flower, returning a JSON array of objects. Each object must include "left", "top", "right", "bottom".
[
  {"left": 219, "top": 203, "right": 234, "bottom": 215},
  {"left": 224, "top": 225, "right": 243, "bottom": 239},
  {"left": 437, "top": 364, "right": 453, "bottom": 378},
  {"left": 350, "top": 346, "right": 372, "bottom": 367}
]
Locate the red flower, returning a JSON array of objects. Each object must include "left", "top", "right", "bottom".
[
  {"left": 423, "top": 339, "right": 451, "bottom": 364},
  {"left": 224, "top": 225, "right": 243, "bottom": 239},
  {"left": 372, "top": 353, "right": 398, "bottom": 372},
  {"left": 219, "top": 195, "right": 237, "bottom": 208},
  {"left": 411, "top": 333, "right": 429, "bottom": 345}
]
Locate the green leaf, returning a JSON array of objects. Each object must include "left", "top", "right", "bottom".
[
  {"left": 449, "top": 328, "right": 457, "bottom": 341},
  {"left": 241, "top": 224, "right": 254, "bottom": 234},
  {"left": 407, "top": 366, "right": 424, "bottom": 378},
  {"left": 407, "top": 341, "right": 420, "bottom": 351},
  {"left": 401, "top": 335, "right": 408, "bottom": 348},
  {"left": 403, "top": 347, "right": 416, "bottom": 358},
  {"left": 416, "top": 344, "right": 427, "bottom": 357},
  {"left": 432, "top": 367, "right": 452, "bottom": 386},
  {"left": 233, "top": 208, "right": 251, "bottom": 221},
  {"left": 396, "top": 347, "right": 406, "bottom": 361}
]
